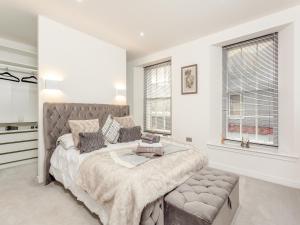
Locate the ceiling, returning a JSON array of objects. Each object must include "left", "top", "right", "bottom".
[{"left": 0, "top": 0, "right": 300, "bottom": 60}]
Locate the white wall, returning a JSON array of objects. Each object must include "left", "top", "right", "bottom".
[
  {"left": 38, "top": 16, "right": 126, "bottom": 183},
  {"left": 128, "top": 6, "right": 300, "bottom": 188}
]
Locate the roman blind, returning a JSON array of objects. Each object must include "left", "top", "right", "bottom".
[
  {"left": 222, "top": 33, "right": 278, "bottom": 146},
  {"left": 144, "top": 61, "right": 171, "bottom": 134}
]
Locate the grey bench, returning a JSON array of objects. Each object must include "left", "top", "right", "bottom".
[{"left": 164, "top": 168, "right": 239, "bottom": 225}]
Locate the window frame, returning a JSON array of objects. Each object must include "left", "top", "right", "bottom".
[
  {"left": 222, "top": 33, "right": 279, "bottom": 147},
  {"left": 143, "top": 61, "right": 172, "bottom": 135}
]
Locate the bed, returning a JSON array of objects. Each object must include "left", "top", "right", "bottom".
[{"left": 43, "top": 103, "right": 208, "bottom": 225}]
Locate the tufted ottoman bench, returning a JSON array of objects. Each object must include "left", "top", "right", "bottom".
[{"left": 164, "top": 168, "right": 239, "bottom": 225}]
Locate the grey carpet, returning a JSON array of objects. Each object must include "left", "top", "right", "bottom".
[{"left": 0, "top": 163, "right": 299, "bottom": 225}]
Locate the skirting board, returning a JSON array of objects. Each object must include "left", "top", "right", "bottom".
[{"left": 209, "top": 161, "right": 300, "bottom": 189}]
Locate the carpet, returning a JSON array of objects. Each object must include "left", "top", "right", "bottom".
[{"left": 0, "top": 163, "right": 299, "bottom": 225}]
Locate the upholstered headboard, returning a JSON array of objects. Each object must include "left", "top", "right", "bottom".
[{"left": 43, "top": 102, "right": 129, "bottom": 184}]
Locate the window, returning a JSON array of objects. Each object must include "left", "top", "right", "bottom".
[
  {"left": 229, "top": 94, "right": 241, "bottom": 116},
  {"left": 144, "top": 61, "right": 171, "bottom": 134},
  {"left": 223, "top": 33, "right": 278, "bottom": 146}
]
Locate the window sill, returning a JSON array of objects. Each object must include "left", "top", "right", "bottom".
[
  {"left": 207, "top": 142, "right": 299, "bottom": 162},
  {"left": 143, "top": 130, "right": 172, "bottom": 136}
]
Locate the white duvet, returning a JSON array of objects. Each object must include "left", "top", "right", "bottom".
[{"left": 50, "top": 140, "right": 141, "bottom": 225}]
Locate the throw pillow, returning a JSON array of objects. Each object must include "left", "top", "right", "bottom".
[
  {"left": 102, "top": 115, "right": 121, "bottom": 144},
  {"left": 118, "top": 126, "right": 142, "bottom": 143},
  {"left": 78, "top": 131, "right": 106, "bottom": 154},
  {"left": 114, "top": 116, "right": 135, "bottom": 128},
  {"left": 68, "top": 119, "right": 99, "bottom": 147}
]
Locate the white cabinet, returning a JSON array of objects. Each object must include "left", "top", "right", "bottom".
[{"left": 0, "top": 129, "right": 38, "bottom": 169}]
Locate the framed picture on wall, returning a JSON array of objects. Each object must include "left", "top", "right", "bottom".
[{"left": 181, "top": 64, "right": 197, "bottom": 94}]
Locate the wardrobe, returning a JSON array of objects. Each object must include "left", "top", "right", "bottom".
[{"left": 0, "top": 38, "right": 38, "bottom": 170}]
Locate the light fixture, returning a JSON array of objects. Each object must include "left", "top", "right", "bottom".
[
  {"left": 76, "top": 0, "right": 83, "bottom": 3},
  {"left": 115, "top": 85, "right": 126, "bottom": 103},
  {"left": 45, "top": 79, "right": 60, "bottom": 90},
  {"left": 116, "top": 88, "right": 126, "bottom": 98},
  {"left": 139, "top": 32, "right": 145, "bottom": 37}
]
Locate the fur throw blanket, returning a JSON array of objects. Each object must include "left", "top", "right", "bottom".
[{"left": 76, "top": 142, "right": 208, "bottom": 225}]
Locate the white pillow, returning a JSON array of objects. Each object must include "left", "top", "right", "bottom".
[
  {"left": 114, "top": 116, "right": 136, "bottom": 128},
  {"left": 102, "top": 115, "right": 121, "bottom": 144},
  {"left": 56, "top": 133, "right": 75, "bottom": 150}
]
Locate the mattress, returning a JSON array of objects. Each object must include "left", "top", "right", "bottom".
[{"left": 49, "top": 141, "right": 141, "bottom": 225}]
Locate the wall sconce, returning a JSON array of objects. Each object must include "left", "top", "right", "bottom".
[
  {"left": 44, "top": 79, "right": 60, "bottom": 90},
  {"left": 115, "top": 86, "right": 126, "bottom": 103},
  {"left": 116, "top": 88, "right": 126, "bottom": 98}
]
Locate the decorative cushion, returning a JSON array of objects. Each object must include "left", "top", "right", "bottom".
[
  {"left": 118, "top": 126, "right": 142, "bottom": 143},
  {"left": 102, "top": 115, "right": 121, "bottom": 144},
  {"left": 78, "top": 131, "right": 106, "bottom": 154},
  {"left": 114, "top": 115, "right": 136, "bottom": 128},
  {"left": 69, "top": 119, "right": 100, "bottom": 147}
]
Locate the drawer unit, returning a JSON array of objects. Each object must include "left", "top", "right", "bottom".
[
  {"left": 0, "top": 131, "right": 37, "bottom": 143},
  {"left": 0, "top": 129, "right": 38, "bottom": 169},
  {"left": 0, "top": 158, "right": 37, "bottom": 170},
  {"left": 0, "top": 140, "right": 38, "bottom": 154},
  {"left": 0, "top": 149, "right": 37, "bottom": 165}
]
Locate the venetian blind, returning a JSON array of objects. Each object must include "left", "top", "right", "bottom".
[
  {"left": 222, "top": 33, "right": 278, "bottom": 146},
  {"left": 144, "top": 61, "right": 171, "bottom": 134}
]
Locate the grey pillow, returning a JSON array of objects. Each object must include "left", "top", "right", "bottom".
[
  {"left": 118, "top": 126, "right": 142, "bottom": 143},
  {"left": 78, "top": 131, "right": 106, "bottom": 154}
]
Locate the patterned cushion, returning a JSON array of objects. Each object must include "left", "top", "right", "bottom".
[
  {"left": 78, "top": 131, "right": 106, "bottom": 154},
  {"left": 69, "top": 119, "right": 100, "bottom": 147},
  {"left": 102, "top": 115, "right": 121, "bottom": 144},
  {"left": 118, "top": 126, "right": 142, "bottom": 143},
  {"left": 114, "top": 116, "right": 136, "bottom": 128}
]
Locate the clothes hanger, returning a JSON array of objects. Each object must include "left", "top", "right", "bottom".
[
  {"left": 21, "top": 73, "right": 38, "bottom": 84},
  {"left": 0, "top": 68, "right": 20, "bottom": 83}
]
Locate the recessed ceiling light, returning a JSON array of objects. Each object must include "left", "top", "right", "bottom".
[
  {"left": 76, "top": 0, "right": 83, "bottom": 3},
  {"left": 140, "top": 32, "right": 145, "bottom": 37}
]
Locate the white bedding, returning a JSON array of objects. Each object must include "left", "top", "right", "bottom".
[
  {"left": 50, "top": 141, "right": 141, "bottom": 225},
  {"left": 50, "top": 138, "right": 203, "bottom": 225}
]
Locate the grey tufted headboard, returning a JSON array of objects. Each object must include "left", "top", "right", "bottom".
[{"left": 43, "top": 102, "right": 129, "bottom": 184}]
